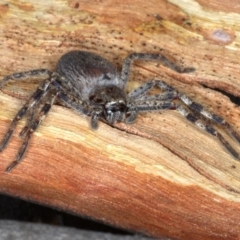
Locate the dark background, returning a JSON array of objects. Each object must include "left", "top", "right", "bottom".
[{"left": 0, "top": 193, "right": 131, "bottom": 235}]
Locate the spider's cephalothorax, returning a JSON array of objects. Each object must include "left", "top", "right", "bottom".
[
  {"left": 0, "top": 50, "right": 240, "bottom": 172},
  {"left": 88, "top": 85, "right": 128, "bottom": 128},
  {"left": 56, "top": 51, "right": 128, "bottom": 128}
]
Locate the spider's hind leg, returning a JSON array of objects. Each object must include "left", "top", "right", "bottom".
[
  {"left": 0, "top": 72, "right": 57, "bottom": 156},
  {"left": 0, "top": 69, "right": 52, "bottom": 89},
  {"left": 5, "top": 89, "right": 60, "bottom": 172}
]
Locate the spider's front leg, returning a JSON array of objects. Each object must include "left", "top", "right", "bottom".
[
  {"left": 178, "top": 93, "right": 240, "bottom": 143},
  {"left": 126, "top": 80, "right": 178, "bottom": 123},
  {"left": 176, "top": 104, "right": 239, "bottom": 159},
  {"left": 128, "top": 79, "right": 240, "bottom": 160},
  {"left": 121, "top": 52, "right": 195, "bottom": 87},
  {"left": 128, "top": 80, "right": 177, "bottom": 100}
]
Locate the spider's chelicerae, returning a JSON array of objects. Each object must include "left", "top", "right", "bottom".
[{"left": 0, "top": 50, "right": 240, "bottom": 172}]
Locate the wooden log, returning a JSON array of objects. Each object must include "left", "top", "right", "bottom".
[{"left": 0, "top": 1, "right": 240, "bottom": 239}]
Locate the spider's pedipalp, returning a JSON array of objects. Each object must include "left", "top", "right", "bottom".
[
  {"left": 125, "top": 111, "right": 138, "bottom": 124},
  {"left": 90, "top": 113, "right": 100, "bottom": 130}
]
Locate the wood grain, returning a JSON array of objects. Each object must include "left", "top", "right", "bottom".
[{"left": 0, "top": 1, "right": 240, "bottom": 239}]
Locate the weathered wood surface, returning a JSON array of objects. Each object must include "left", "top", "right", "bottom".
[{"left": 0, "top": 1, "right": 240, "bottom": 239}]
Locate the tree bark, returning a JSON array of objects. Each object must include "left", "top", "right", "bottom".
[{"left": 0, "top": 1, "right": 240, "bottom": 239}]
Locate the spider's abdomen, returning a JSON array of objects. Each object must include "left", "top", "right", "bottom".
[{"left": 56, "top": 51, "right": 122, "bottom": 99}]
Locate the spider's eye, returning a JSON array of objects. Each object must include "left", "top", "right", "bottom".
[
  {"left": 103, "top": 73, "right": 112, "bottom": 80},
  {"left": 107, "top": 103, "right": 126, "bottom": 113},
  {"left": 95, "top": 98, "right": 103, "bottom": 103},
  {"left": 111, "top": 108, "right": 117, "bottom": 113},
  {"left": 89, "top": 95, "right": 103, "bottom": 104},
  {"left": 125, "top": 112, "right": 131, "bottom": 118}
]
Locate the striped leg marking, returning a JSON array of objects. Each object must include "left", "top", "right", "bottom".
[
  {"left": 179, "top": 93, "right": 240, "bottom": 144},
  {"left": 5, "top": 91, "right": 60, "bottom": 172},
  {"left": 177, "top": 105, "right": 239, "bottom": 159}
]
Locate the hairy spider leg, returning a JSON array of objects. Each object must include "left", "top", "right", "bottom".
[
  {"left": 0, "top": 71, "right": 56, "bottom": 152},
  {"left": 126, "top": 80, "right": 177, "bottom": 123},
  {"left": 128, "top": 80, "right": 176, "bottom": 100},
  {"left": 126, "top": 100, "right": 176, "bottom": 123},
  {"left": 136, "top": 98, "right": 239, "bottom": 160},
  {"left": 177, "top": 105, "right": 239, "bottom": 160},
  {"left": 142, "top": 80, "right": 240, "bottom": 146},
  {"left": 0, "top": 69, "right": 51, "bottom": 88},
  {"left": 22, "top": 102, "right": 39, "bottom": 133},
  {"left": 20, "top": 76, "right": 73, "bottom": 138},
  {"left": 120, "top": 53, "right": 195, "bottom": 87},
  {"left": 134, "top": 91, "right": 178, "bottom": 103},
  {"left": 128, "top": 101, "right": 176, "bottom": 112},
  {"left": 178, "top": 93, "right": 240, "bottom": 143},
  {"left": 5, "top": 90, "right": 60, "bottom": 172},
  {"left": 127, "top": 79, "right": 240, "bottom": 159},
  {"left": 0, "top": 69, "right": 53, "bottom": 137},
  {"left": 137, "top": 80, "right": 240, "bottom": 145},
  {"left": 0, "top": 68, "right": 53, "bottom": 131},
  {"left": 126, "top": 81, "right": 178, "bottom": 121}
]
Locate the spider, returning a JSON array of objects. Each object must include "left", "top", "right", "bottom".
[{"left": 0, "top": 50, "right": 239, "bottom": 172}]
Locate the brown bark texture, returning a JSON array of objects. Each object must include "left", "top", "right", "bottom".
[{"left": 0, "top": 1, "right": 240, "bottom": 239}]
